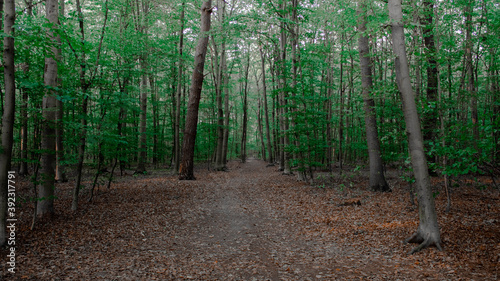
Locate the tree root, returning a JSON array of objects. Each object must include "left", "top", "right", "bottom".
[{"left": 405, "top": 232, "right": 443, "bottom": 254}]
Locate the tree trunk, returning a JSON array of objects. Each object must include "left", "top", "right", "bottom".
[
  {"left": 259, "top": 45, "right": 273, "bottom": 164},
  {"left": 257, "top": 97, "right": 266, "bottom": 160},
  {"left": 19, "top": 0, "right": 31, "bottom": 176},
  {"left": 338, "top": 33, "right": 344, "bottom": 174},
  {"left": 214, "top": 0, "right": 226, "bottom": 170},
  {"left": 19, "top": 88, "right": 29, "bottom": 175},
  {"left": 222, "top": 49, "right": 230, "bottom": 165},
  {"left": 388, "top": 0, "right": 442, "bottom": 254},
  {"left": 55, "top": 0, "right": 67, "bottom": 182},
  {"left": 421, "top": 0, "right": 439, "bottom": 172},
  {"left": 38, "top": 0, "right": 59, "bottom": 218},
  {"left": 280, "top": 0, "right": 291, "bottom": 174},
  {"left": 464, "top": 0, "right": 479, "bottom": 147},
  {"left": 72, "top": 0, "right": 108, "bottom": 211},
  {"left": 136, "top": 59, "right": 148, "bottom": 173},
  {"left": 150, "top": 75, "right": 158, "bottom": 168},
  {"left": 179, "top": 0, "right": 212, "bottom": 180},
  {"left": 240, "top": 51, "right": 250, "bottom": 163},
  {"left": 358, "top": 0, "right": 389, "bottom": 192},
  {"left": 0, "top": 0, "right": 15, "bottom": 245},
  {"left": 174, "top": 0, "right": 185, "bottom": 172}
]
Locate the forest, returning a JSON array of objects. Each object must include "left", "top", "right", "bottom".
[{"left": 0, "top": 0, "right": 499, "bottom": 279}]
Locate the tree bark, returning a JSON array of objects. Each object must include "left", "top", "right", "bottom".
[
  {"left": 464, "top": 0, "right": 479, "bottom": 147},
  {"left": 259, "top": 45, "right": 273, "bottom": 164},
  {"left": 135, "top": 0, "right": 150, "bottom": 174},
  {"left": 19, "top": 0, "right": 31, "bottom": 176},
  {"left": 136, "top": 58, "right": 148, "bottom": 173},
  {"left": 72, "top": 0, "right": 108, "bottom": 210},
  {"left": 222, "top": 47, "right": 230, "bottom": 165},
  {"left": 179, "top": 0, "right": 212, "bottom": 180},
  {"left": 240, "top": 51, "right": 250, "bottom": 163},
  {"left": 0, "top": 0, "right": 15, "bottom": 245},
  {"left": 55, "top": 0, "right": 67, "bottom": 182},
  {"left": 388, "top": 0, "right": 442, "bottom": 254},
  {"left": 174, "top": 0, "right": 185, "bottom": 172},
  {"left": 358, "top": 0, "right": 389, "bottom": 192},
  {"left": 38, "top": 0, "right": 59, "bottom": 218},
  {"left": 280, "top": 0, "right": 291, "bottom": 174},
  {"left": 421, "top": 0, "right": 439, "bottom": 172}
]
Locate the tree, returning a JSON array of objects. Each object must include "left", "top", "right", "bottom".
[
  {"left": 464, "top": 0, "right": 479, "bottom": 146},
  {"left": 72, "top": 0, "right": 109, "bottom": 211},
  {"left": 259, "top": 44, "right": 273, "bottom": 164},
  {"left": 55, "top": 0, "right": 67, "bottom": 182},
  {"left": 174, "top": 0, "right": 185, "bottom": 173},
  {"left": 358, "top": 0, "right": 389, "bottom": 192},
  {"left": 240, "top": 50, "right": 250, "bottom": 163},
  {"left": 135, "top": 0, "right": 150, "bottom": 174},
  {"left": 38, "top": 0, "right": 59, "bottom": 218},
  {"left": 179, "top": 0, "right": 212, "bottom": 180},
  {"left": 388, "top": 0, "right": 442, "bottom": 254},
  {"left": 0, "top": 0, "right": 15, "bottom": 245},
  {"left": 19, "top": 0, "right": 32, "bottom": 176},
  {"left": 422, "top": 0, "right": 439, "bottom": 170}
]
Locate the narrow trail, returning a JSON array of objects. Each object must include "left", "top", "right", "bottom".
[{"left": 167, "top": 159, "right": 340, "bottom": 280}]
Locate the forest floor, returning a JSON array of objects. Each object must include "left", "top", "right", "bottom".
[{"left": 1, "top": 159, "right": 499, "bottom": 280}]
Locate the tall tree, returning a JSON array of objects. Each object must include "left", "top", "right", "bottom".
[
  {"left": 421, "top": 0, "right": 439, "bottom": 170},
  {"left": 221, "top": 48, "right": 230, "bottom": 165},
  {"left": 464, "top": 0, "right": 479, "bottom": 146},
  {"left": 259, "top": 44, "right": 273, "bottom": 164},
  {"left": 38, "top": 0, "right": 59, "bottom": 218},
  {"left": 388, "top": 0, "right": 442, "bottom": 254},
  {"left": 55, "top": 0, "right": 67, "bottom": 182},
  {"left": 179, "top": 0, "right": 212, "bottom": 180},
  {"left": 0, "top": 0, "right": 15, "bottom": 245},
  {"left": 135, "top": 0, "right": 150, "bottom": 174},
  {"left": 72, "top": 0, "right": 109, "bottom": 210},
  {"left": 19, "top": 0, "right": 31, "bottom": 176},
  {"left": 174, "top": 0, "right": 185, "bottom": 172},
  {"left": 240, "top": 51, "right": 250, "bottom": 163},
  {"left": 358, "top": 0, "right": 389, "bottom": 192},
  {"left": 279, "top": 0, "right": 291, "bottom": 174}
]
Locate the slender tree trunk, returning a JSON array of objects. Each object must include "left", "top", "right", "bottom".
[
  {"left": 222, "top": 51, "right": 230, "bottom": 165},
  {"left": 421, "top": 0, "right": 439, "bottom": 172},
  {"left": 73, "top": 0, "right": 108, "bottom": 210},
  {"left": 38, "top": 0, "right": 59, "bottom": 218},
  {"left": 240, "top": 52, "right": 250, "bottom": 163},
  {"left": 213, "top": 56, "right": 224, "bottom": 168},
  {"left": 338, "top": 33, "right": 344, "bottom": 174},
  {"left": 464, "top": 0, "right": 479, "bottom": 147},
  {"left": 280, "top": 0, "right": 291, "bottom": 174},
  {"left": 179, "top": 0, "right": 212, "bottom": 180},
  {"left": 19, "top": 89, "right": 29, "bottom": 175},
  {"left": 55, "top": 0, "right": 67, "bottom": 182},
  {"left": 150, "top": 75, "right": 158, "bottom": 168},
  {"left": 326, "top": 45, "right": 333, "bottom": 172},
  {"left": 19, "top": 0, "right": 31, "bottom": 176},
  {"left": 258, "top": 45, "right": 273, "bottom": 164},
  {"left": 72, "top": 0, "right": 88, "bottom": 211},
  {"left": 389, "top": 0, "right": 442, "bottom": 254},
  {"left": 0, "top": 0, "right": 15, "bottom": 245},
  {"left": 257, "top": 97, "right": 266, "bottom": 160},
  {"left": 358, "top": 1, "right": 389, "bottom": 192},
  {"left": 174, "top": 0, "right": 185, "bottom": 172},
  {"left": 291, "top": 0, "right": 305, "bottom": 180},
  {"left": 136, "top": 58, "right": 148, "bottom": 173}
]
